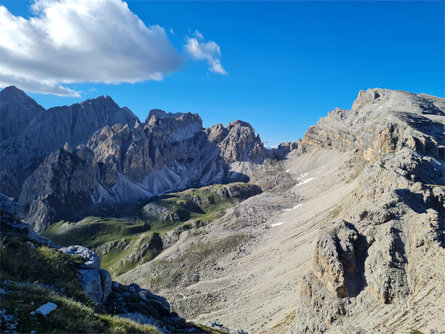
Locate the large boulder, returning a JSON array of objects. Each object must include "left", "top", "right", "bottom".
[{"left": 61, "top": 245, "right": 101, "bottom": 269}]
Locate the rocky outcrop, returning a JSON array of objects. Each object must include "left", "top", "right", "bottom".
[
  {"left": 299, "top": 89, "right": 445, "bottom": 163},
  {"left": 206, "top": 120, "right": 272, "bottom": 164},
  {"left": 294, "top": 89, "right": 445, "bottom": 333},
  {"left": 313, "top": 221, "right": 367, "bottom": 299},
  {"left": 1, "top": 195, "right": 111, "bottom": 304},
  {"left": 0, "top": 194, "right": 59, "bottom": 249},
  {"left": 59, "top": 244, "right": 113, "bottom": 304},
  {"left": 214, "top": 183, "right": 262, "bottom": 200},
  {"left": 87, "top": 111, "right": 224, "bottom": 191}
]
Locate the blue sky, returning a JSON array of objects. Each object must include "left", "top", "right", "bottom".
[{"left": 1, "top": 1, "right": 444, "bottom": 147}]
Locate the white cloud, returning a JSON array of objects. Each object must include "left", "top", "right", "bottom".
[
  {"left": 185, "top": 31, "right": 227, "bottom": 75},
  {"left": 193, "top": 30, "right": 204, "bottom": 40},
  {"left": 0, "top": 0, "right": 183, "bottom": 96}
]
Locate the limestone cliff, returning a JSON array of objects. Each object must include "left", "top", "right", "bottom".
[
  {"left": 206, "top": 120, "right": 272, "bottom": 164},
  {"left": 294, "top": 89, "right": 445, "bottom": 333}
]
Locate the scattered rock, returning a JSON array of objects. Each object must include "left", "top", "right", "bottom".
[{"left": 34, "top": 302, "right": 57, "bottom": 316}]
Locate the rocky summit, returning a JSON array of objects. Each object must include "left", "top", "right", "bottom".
[{"left": 0, "top": 86, "right": 444, "bottom": 334}]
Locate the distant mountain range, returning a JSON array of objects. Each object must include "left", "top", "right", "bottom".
[{"left": 0, "top": 86, "right": 288, "bottom": 231}]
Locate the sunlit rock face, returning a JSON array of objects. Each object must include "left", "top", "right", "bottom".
[{"left": 294, "top": 89, "right": 445, "bottom": 333}]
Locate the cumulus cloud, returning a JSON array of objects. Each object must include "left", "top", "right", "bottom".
[
  {"left": 185, "top": 31, "right": 227, "bottom": 75},
  {"left": 0, "top": 0, "right": 183, "bottom": 96}
]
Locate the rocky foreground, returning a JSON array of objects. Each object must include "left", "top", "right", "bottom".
[{"left": 0, "top": 194, "right": 222, "bottom": 333}]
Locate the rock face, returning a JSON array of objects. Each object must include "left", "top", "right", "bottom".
[
  {"left": 87, "top": 111, "right": 224, "bottom": 196},
  {"left": 60, "top": 245, "right": 101, "bottom": 269},
  {"left": 294, "top": 88, "right": 445, "bottom": 333},
  {"left": 0, "top": 87, "right": 138, "bottom": 198},
  {"left": 206, "top": 120, "right": 272, "bottom": 164},
  {"left": 18, "top": 148, "right": 97, "bottom": 232},
  {"left": 0, "top": 85, "right": 275, "bottom": 231}
]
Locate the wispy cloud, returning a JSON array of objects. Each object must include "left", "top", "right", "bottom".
[
  {"left": 185, "top": 30, "right": 227, "bottom": 75},
  {"left": 0, "top": 0, "right": 183, "bottom": 96}
]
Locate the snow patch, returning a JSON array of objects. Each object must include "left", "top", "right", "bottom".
[
  {"left": 296, "top": 177, "right": 314, "bottom": 187},
  {"left": 297, "top": 172, "right": 309, "bottom": 180},
  {"left": 282, "top": 204, "right": 302, "bottom": 212},
  {"left": 271, "top": 222, "right": 285, "bottom": 227}
]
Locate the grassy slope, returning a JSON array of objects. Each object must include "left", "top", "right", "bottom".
[
  {"left": 0, "top": 224, "right": 224, "bottom": 334},
  {"left": 42, "top": 183, "right": 255, "bottom": 276},
  {"left": 1, "top": 283, "right": 158, "bottom": 334},
  {"left": 0, "top": 234, "right": 159, "bottom": 333}
]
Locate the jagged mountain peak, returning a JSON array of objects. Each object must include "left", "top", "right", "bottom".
[
  {"left": 146, "top": 108, "right": 185, "bottom": 122},
  {"left": 79, "top": 94, "right": 119, "bottom": 107},
  {"left": 0, "top": 86, "right": 45, "bottom": 142},
  {"left": 226, "top": 119, "right": 254, "bottom": 130},
  {"left": 0, "top": 85, "right": 31, "bottom": 99}
]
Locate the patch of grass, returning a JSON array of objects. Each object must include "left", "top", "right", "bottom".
[
  {"left": 185, "top": 234, "right": 250, "bottom": 264},
  {"left": 0, "top": 238, "right": 86, "bottom": 302},
  {"left": 100, "top": 245, "right": 132, "bottom": 273},
  {"left": 0, "top": 283, "right": 158, "bottom": 334},
  {"left": 42, "top": 217, "right": 150, "bottom": 249}
]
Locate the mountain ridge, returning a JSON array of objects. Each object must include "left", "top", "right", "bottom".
[{"left": 0, "top": 86, "right": 276, "bottom": 232}]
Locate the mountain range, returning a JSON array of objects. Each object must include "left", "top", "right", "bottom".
[
  {"left": 1, "top": 86, "right": 444, "bottom": 333},
  {"left": 0, "top": 86, "right": 278, "bottom": 232}
]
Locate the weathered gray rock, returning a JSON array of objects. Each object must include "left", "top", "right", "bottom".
[
  {"left": 0, "top": 89, "right": 138, "bottom": 199},
  {"left": 59, "top": 245, "right": 114, "bottom": 303},
  {"left": 1, "top": 86, "right": 275, "bottom": 231},
  {"left": 0, "top": 86, "right": 45, "bottom": 142},
  {"left": 1, "top": 194, "right": 59, "bottom": 248},
  {"left": 294, "top": 89, "right": 445, "bottom": 333},
  {"left": 206, "top": 120, "right": 272, "bottom": 164},
  {"left": 34, "top": 302, "right": 57, "bottom": 316},
  {"left": 18, "top": 148, "right": 97, "bottom": 232},
  {"left": 99, "top": 269, "right": 112, "bottom": 303},
  {"left": 60, "top": 245, "right": 101, "bottom": 269},
  {"left": 142, "top": 202, "right": 168, "bottom": 219},
  {"left": 77, "top": 269, "right": 103, "bottom": 304}
]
